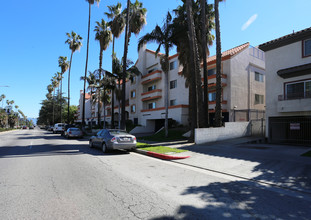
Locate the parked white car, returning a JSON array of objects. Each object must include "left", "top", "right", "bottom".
[{"left": 53, "top": 123, "right": 66, "bottom": 134}]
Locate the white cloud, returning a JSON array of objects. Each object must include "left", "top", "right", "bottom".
[{"left": 241, "top": 14, "right": 258, "bottom": 31}]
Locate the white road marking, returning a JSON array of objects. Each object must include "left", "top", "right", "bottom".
[{"left": 29, "top": 141, "right": 33, "bottom": 149}]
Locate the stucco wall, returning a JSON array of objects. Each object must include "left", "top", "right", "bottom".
[
  {"left": 195, "top": 122, "right": 250, "bottom": 144},
  {"left": 265, "top": 40, "right": 311, "bottom": 137}
]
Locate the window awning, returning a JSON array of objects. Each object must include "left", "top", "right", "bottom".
[{"left": 277, "top": 63, "right": 311, "bottom": 78}]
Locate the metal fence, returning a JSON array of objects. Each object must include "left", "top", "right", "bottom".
[
  {"left": 269, "top": 116, "right": 311, "bottom": 146},
  {"left": 250, "top": 118, "right": 266, "bottom": 137}
]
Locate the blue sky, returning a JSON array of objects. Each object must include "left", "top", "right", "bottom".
[{"left": 0, "top": 0, "right": 310, "bottom": 118}]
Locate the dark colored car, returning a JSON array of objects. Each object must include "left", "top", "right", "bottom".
[
  {"left": 64, "top": 128, "right": 83, "bottom": 139},
  {"left": 22, "top": 126, "right": 27, "bottom": 129},
  {"left": 29, "top": 126, "right": 34, "bottom": 129},
  {"left": 89, "top": 129, "right": 137, "bottom": 153}
]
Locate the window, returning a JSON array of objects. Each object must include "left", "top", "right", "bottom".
[
  {"left": 148, "top": 102, "right": 156, "bottom": 109},
  {"left": 303, "top": 38, "right": 311, "bottom": 57},
  {"left": 170, "top": 99, "right": 176, "bottom": 106},
  {"left": 170, "top": 80, "right": 177, "bottom": 89},
  {"left": 255, "top": 72, "right": 264, "bottom": 82},
  {"left": 131, "top": 105, "right": 136, "bottom": 113},
  {"left": 131, "top": 76, "right": 136, "bottom": 84},
  {"left": 286, "top": 80, "right": 311, "bottom": 99},
  {"left": 131, "top": 90, "right": 136, "bottom": 98},
  {"left": 148, "top": 68, "right": 155, "bottom": 73},
  {"left": 208, "top": 68, "right": 216, "bottom": 76},
  {"left": 208, "top": 92, "right": 216, "bottom": 102},
  {"left": 254, "top": 94, "right": 264, "bottom": 105},
  {"left": 170, "top": 61, "right": 177, "bottom": 70},
  {"left": 148, "top": 85, "right": 156, "bottom": 92}
]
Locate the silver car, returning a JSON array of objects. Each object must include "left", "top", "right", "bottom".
[
  {"left": 65, "top": 128, "right": 83, "bottom": 139},
  {"left": 89, "top": 129, "right": 137, "bottom": 153}
]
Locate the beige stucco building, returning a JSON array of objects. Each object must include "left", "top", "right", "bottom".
[
  {"left": 259, "top": 27, "right": 311, "bottom": 145},
  {"left": 76, "top": 42, "right": 266, "bottom": 132}
]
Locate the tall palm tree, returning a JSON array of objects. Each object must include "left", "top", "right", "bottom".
[
  {"left": 138, "top": 11, "right": 174, "bottom": 138},
  {"left": 105, "top": 2, "right": 125, "bottom": 128},
  {"left": 121, "top": 0, "right": 147, "bottom": 130},
  {"left": 65, "top": 31, "right": 82, "bottom": 124},
  {"left": 51, "top": 74, "right": 59, "bottom": 125},
  {"left": 94, "top": 19, "right": 112, "bottom": 126},
  {"left": 80, "top": 71, "right": 97, "bottom": 127},
  {"left": 214, "top": 0, "right": 224, "bottom": 127},
  {"left": 0, "top": 94, "right": 5, "bottom": 108},
  {"left": 58, "top": 56, "right": 69, "bottom": 123},
  {"left": 111, "top": 55, "right": 141, "bottom": 128},
  {"left": 201, "top": 0, "right": 208, "bottom": 127},
  {"left": 82, "top": 0, "right": 101, "bottom": 129},
  {"left": 186, "top": 0, "right": 200, "bottom": 140}
]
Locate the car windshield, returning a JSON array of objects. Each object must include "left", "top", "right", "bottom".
[
  {"left": 70, "top": 128, "right": 79, "bottom": 131},
  {"left": 109, "top": 130, "right": 129, "bottom": 136}
]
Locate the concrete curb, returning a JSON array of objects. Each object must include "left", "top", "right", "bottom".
[{"left": 135, "top": 149, "right": 190, "bottom": 160}]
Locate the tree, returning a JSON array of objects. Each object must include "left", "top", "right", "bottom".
[
  {"left": 121, "top": 0, "right": 147, "bottom": 130},
  {"left": 82, "top": 0, "right": 101, "bottom": 130},
  {"left": 94, "top": 19, "right": 112, "bottom": 126},
  {"left": 214, "top": 0, "right": 224, "bottom": 127},
  {"left": 80, "top": 71, "right": 97, "bottom": 125},
  {"left": 65, "top": 31, "right": 82, "bottom": 124},
  {"left": 105, "top": 2, "right": 125, "bottom": 128},
  {"left": 58, "top": 56, "right": 69, "bottom": 122},
  {"left": 138, "top": 11, "right": 174, "bottom": 138},
  {"left": 111, "top": 55, "right": 141, "bottom": 128},
  {"left": 172, "top": 0, "right": 215, "bottom": 140}
]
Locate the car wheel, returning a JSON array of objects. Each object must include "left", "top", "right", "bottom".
[
  {"left": 89, "top": 140, "right": 94, "bottom": 148},
  {"left": 102, "top": 143, "right": 107, "bottom": 153}
]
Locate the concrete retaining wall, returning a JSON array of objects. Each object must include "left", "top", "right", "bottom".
[
  {"left": 129, "top": 126, "right": 154, "bottom": 135},
  {"left": 195, "top": 122, "right": 251, "bottom": 144}
]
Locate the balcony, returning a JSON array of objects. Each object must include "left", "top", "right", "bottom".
[
  {"left": 141, "top": 89, "right": 162, "bottom": 102},
  {"left": 141, "top": 70, "right": 162, "bottom": 85},
  {"left": 277, "top": 93, "right": 311, "bottom": 112}
]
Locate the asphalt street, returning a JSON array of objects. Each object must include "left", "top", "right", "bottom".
[{"left": 0, "top": 128, "right": 311, "bottom": 219}]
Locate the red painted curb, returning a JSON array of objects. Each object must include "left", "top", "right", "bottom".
[{"left": 147, "top": 151, "right": 190, "bottom": 160}]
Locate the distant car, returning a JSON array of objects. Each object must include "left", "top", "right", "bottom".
[
  {"left": 47, "top": 126, "right": 53, "bottom": 131},
  {"left": 62, "top": 124, "right": 75, "bottom": 136},
  {"left": 29, "top": 126, "right": 34, "bottom": 129},
  {"left": 22, "top": 126, "right": 27, "bottom": 129},
  {"left": 64, "top": 128, "right": 83, "bottom": 139},
  {"left": 89, "top": 129, "right": 137, "bottom": 153},
  {"left": 53, "top": 123, "right": 66, "bottom": 134}
]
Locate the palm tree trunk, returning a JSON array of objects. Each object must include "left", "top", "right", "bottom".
[
  {"left": 67, "top": 51, "right": 73, "bottom": 124},
  {"left": 214, "top": 0, "right": 222, "bottom": 127},
  {"left": 118, "top": 80, "right": 121, "bottom": 129},
  {"left": 53, "top": 90, "right": 55, "bottom": 125},
  {"left": 60, "top": 77, "right": 63, "bottom": 123},
  {"left": 98, "top": 50, "right": 103, "bottom": 126},
  {"left": 121, "top": 0, "right": 131, "bottom": 130},
  {"left": 201, "top": 0, "right": 209, "bottom": 127},
  {"left": 103, "top": 92, "right": 106, "bottom": 129},
  {"left": 111, "top": 36, "right": 115, "bottom": 129},
  {"left": 186, "top": 0, "right": 199, "bottom": 141},
  {"left": 82, "top": 3, "right": 92, "bottom": 128},
  {"left": 164, "top": 48, "right": 170, "bottom": 138}
]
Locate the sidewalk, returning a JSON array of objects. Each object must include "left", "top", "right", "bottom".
[{"left": 137, "top": 137, "right": 311, "bottom": 194}]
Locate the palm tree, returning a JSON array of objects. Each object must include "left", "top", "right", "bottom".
[
  {"left": 80, "top": 71, "right": 97, "bottom": 127},
  {"left": 121, "top": 0, "right": 147, "bottom": 130},
  {"left": 58, "top": 56, "right": 69, "bottom": 122},
  {"left": 214, "top": 0, "right": 224, "bottom": 127},
  {"left": 0, "top": 94, "right": 5, "bottom": 108},
  {"left": 105, "top": 2, "right": 125, "bottom": 128},
  {"left": 65, "top": 31, "right": 82, "bottom": 124},
  {"left": 82, "top": 0, "right": 101, "bottom": 129},
  {"left": 111, "top": 55, "right": 141, "bottom": 128},
  {"left": 51, "top": 74, "right": 59, "bottom": 124},
  {"left": 138, "top": 12, "right": 174, "bottom": 138},
  {"left": 94, "top": 19, "right": 112, "bottom": 126}
]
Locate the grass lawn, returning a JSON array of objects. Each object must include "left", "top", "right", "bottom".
[
  {"left": 0, "top": 128, "right": 14, "bottom": 132},
  {"left": 301, "top": 150, "right": 311, "bottom": 157},
  {"left": 139, "top": 129, "right": 188, "bottom": 142},
  {"left": 137, "top": 142, "right": 188, "bottom": 155}
]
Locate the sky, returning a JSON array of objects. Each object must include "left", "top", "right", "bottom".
[{"left": 0, "top": 0, "right": 310, "bottom": 119}]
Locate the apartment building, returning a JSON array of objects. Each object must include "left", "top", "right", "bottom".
[
  {"left": 259, "top": 27, "right": 311, "bottom": 145},
  {"left": 75, "top": 42, "right": 265, "bottom": 132}
]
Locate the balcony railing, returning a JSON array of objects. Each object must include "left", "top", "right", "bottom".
[{"left": 278, "top": 92, "right": 311, "bottom": 101}]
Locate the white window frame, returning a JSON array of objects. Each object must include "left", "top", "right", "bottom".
[{"left": 303, "top": 38, "right": 311, "bottom": 57}]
